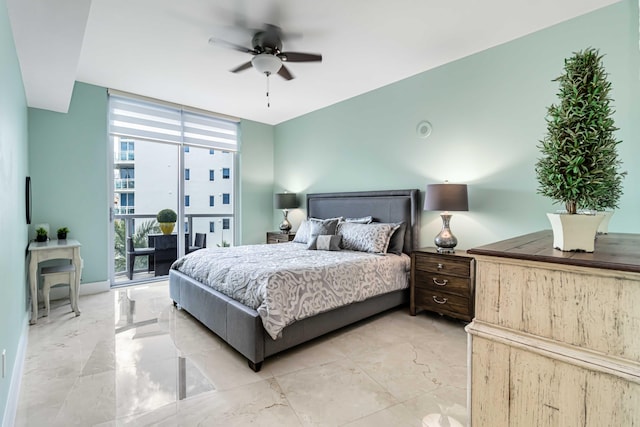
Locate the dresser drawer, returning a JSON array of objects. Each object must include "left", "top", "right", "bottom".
[
  {"left": 414, "top": 288, "right": 471, "bottom": 321},
  {"left": 415, "top": 255, "right": 470, "bottom": 277},
  {"left": 414, "top": 270, "right": 471, "bottom": 296}
]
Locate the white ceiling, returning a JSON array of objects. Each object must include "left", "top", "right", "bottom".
[{"left": 8, "top": 0, "right": 619, "bottom": 125}]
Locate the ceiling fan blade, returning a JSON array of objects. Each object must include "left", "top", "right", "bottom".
[
  {"left": 277, "top": 65, "right": 294, "bottom": 80},
  {"left": 230, "top": 61, "right": 253, "bottom": 73},
  {"left": 279, "top": 52, "right": 322, "bottom": 62},
  {"left": 209, "top": 37, "right": 257, "bottom": 54}
]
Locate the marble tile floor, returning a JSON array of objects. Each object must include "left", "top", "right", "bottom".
[{"left": 15, "top": 281, "right": 469, "bottom": 426}]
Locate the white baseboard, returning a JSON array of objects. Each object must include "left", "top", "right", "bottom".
[
  {"left": 2, "top": 316, "right": 28, "bottom": 427},
  {"left": 48, "top": 280, "right": 109, "bottom": 301}
]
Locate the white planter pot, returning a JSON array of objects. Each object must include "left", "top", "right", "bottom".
[
  {"left": 597, "top": 211, "right": 614, "bottom": 234},
  {"left": 577, "top": 210, "right": 615, "bottom": 234},
  {"left": 546, "top": 212, "right": 604, "bottom": 252}
]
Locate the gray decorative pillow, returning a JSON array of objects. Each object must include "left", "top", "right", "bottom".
[
  {"left": 344, "top": 216, "right": 373, "bottom": 224},
  {"left": 309, "top": 218, "right": 340, "bottom": 238},
  {"left": 308, "top": 235, "right": 342, "bottom": 251},
  {"left": 293, "top": 220, "right": 310, "bottom": 243},
  {"left": 338, "top": 222, "right": 401, "bottom": 254},
  {"left": 293, "top": 217, "right": 341, "bottom": 244},
  {"left": 386, "top": 221, "right": 407, "bottom": 255}
]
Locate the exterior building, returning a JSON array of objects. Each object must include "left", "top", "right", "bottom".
[{"left": 114, "top": 138, "right": 235, "bottom": 254}]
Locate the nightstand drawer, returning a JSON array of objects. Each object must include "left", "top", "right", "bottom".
[
  {"left": 266, "top": 232, "right": 295, "bottom": 244},
  {"left": 414, "top": 271, "right": 471, "bottom": 296},
  {"left": 414, "top": 288, "right": 471, "bottom": 320},
  {"left": 415, "top": 255, "right": 470, "bottom": 277}
]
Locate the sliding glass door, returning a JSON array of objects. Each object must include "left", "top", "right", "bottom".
[
  {"left": 112, "top": 137, "right": 179, "bottom": 285},
  {"left": 182, "top": 145, "right": 235, "bottom": 252},
  {"left": 108, "top": 92, "right": 238, "bottom": 286}
]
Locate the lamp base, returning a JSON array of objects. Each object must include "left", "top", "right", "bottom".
[
  {"left": 279, "top": 210, "right": 292, "bottom": 233},
  {"left": 434, "top": 213, "right": 458, "bottom": 253},
  {"left": 436, "top": 247, "right": 457, "bottom": 254}
]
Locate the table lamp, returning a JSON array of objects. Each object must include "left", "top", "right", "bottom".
[
  {"left": 424, "top": 183, "right": 468, "bottom": 253},
  {"left": 274, "top": 193, "right": 298, "bottom": 233}
]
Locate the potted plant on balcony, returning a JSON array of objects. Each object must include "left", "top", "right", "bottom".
[
  {"left": 535, "top": 48, "right": 626, "bottom": 252},
  {"left": 156, "top": 208, "right": 177, "bottom": 235}
]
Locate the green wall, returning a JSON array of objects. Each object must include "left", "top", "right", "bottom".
[
  {"left": 0, "top": 0, "right": 29, "bottom": 422},
  {"left": 29, "top": 83, "right": 109, "bottom": 284},
  {"left": 274, "top": 0, "right": 640, "bottom": 249}
]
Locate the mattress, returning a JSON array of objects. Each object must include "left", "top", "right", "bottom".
[{"left": 171, "top": 242, "right": 410, "bottom": 339}]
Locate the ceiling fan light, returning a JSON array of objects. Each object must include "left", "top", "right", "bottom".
[{"left": 251, "top": 54, "right": 282, "bottom": 75}]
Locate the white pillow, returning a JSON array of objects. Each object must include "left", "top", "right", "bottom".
[{"left": 293, "top": 219, "right": 310, "bottom": 243}]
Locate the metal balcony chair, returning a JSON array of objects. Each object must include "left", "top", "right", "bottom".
[
  {"left": 126, "top": 237, "right": 154, "bottom": 280},
  {"left": 187, "top": 233, "right": 206, "bottom": 254}
]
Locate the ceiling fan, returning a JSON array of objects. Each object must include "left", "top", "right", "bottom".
[
  {"left": 209, "top": 24, "right": 322, "bottom": 80},
  {"left": 209, "top": 24, "right": 322, "bottom": 107}
]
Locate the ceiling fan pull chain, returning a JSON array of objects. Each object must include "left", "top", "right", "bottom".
[{"left": 266, "top": 73, "right": 271, "bottom": 108}]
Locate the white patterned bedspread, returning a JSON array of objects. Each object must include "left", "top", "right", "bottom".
[{"left": 171, "top": 243, "right": 410, "bottom": 339}]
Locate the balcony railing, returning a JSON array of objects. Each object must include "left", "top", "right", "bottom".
[
  {"left": 113, "top": 213, "right": 234, "bottom": 282},
  {"left": 114, "top": 152, "right": 135, "bottom": 162},
  {"left": 115, "top": 178, "right": 135, "bottom": 189},
  {"left": 114, "top": 207, "right": 135, "bottom": 215}
]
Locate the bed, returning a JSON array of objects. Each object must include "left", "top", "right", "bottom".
[{"left": 169, "top": 189, "right": 420, "bottom": 371}]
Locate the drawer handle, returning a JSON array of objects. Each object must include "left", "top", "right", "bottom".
[
  {"left": 432, "top": 278, "right": 448, "bottom": 286},
  {"left": 437, "top": 263, "right": 444, "bottom": 270},
  {"left": 432, "top": 296, "right": 448, "bottom": 304}
]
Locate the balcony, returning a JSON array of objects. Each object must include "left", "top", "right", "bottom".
[
  {"left": 115, "top": 178, "right": 135, "bottom": 190},
  {"left": 114, "top": 151, "right": 135, "bottom": 163},
  {"left": 113, "top": 213, "right": 234, "bottom": 285}
]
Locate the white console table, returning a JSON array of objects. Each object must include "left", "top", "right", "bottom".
[{"left": 28, "top": 239, "right": 83, "bottom": 324}]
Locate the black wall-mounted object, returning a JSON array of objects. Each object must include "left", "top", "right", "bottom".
[{"left": 25, "top": 176, "right": 32, "bottom": 225}]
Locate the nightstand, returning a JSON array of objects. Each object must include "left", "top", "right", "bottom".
[
  {"left": 266, "top": 231, "right": 296, "bottom": 244},
  {"left": 410, "top": 248, "right": 475, "bottom": 322}
]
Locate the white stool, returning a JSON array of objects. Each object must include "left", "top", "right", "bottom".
[{"left": 41, "top": 264, "right": 80, "bottom": 317}]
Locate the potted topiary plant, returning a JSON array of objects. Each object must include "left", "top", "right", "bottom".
[
  {"left": 156, "top": 208, "right": 177, "bottom": 235},
  {"left": 57, "top": 227, "right": 69, "bottom": 240},
  {"left": 535, "top": 47, "right": 626, "bottom": 252},
  {"left": 36, "top": 227, "right": 48, "bottom": 242}
]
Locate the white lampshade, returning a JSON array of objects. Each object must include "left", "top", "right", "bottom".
[{"left": 252, "top": 54, "right": 282, "bottom": 75}]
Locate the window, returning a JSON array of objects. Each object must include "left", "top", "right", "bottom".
[
  {"left": 223, "top": 219, "right": 230, "bottom": 230},
  {"left": 109, "top": 92, "right": 239, "bottom": 256},
  {"left": 223, "top": 193, "right": 230, "bottom": 204},
  {"left": 222, "top": 168, "right": 230, "bottom": 179},
  {"left": 120, "top": 168, "right": 134, "bottom": 179},
  {"left": 119, "top": 193, "right": 135, "bottom": 214},
  {"left": 119, "top": 140, "right": 135, "bottom": 160},
  {"left": 184, "top": 222, "right": 188, "bottom": 233},
  {"left": 209, "top": 195, "right": 215, "bottom": 207},
  {"left": 209, "top": 222, "right": 215, "bottom": 232},
  {"left": 116, "top": 168, "right": 135, "bottom": 189}
]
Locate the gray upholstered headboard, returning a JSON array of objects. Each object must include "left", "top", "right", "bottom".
[{"left": 306, "top": 189, "right": 420, "bottom": 255}]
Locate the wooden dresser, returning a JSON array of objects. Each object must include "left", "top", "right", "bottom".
[{"left": 466, "top": 231, "right": 640, "bottom": 426}]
